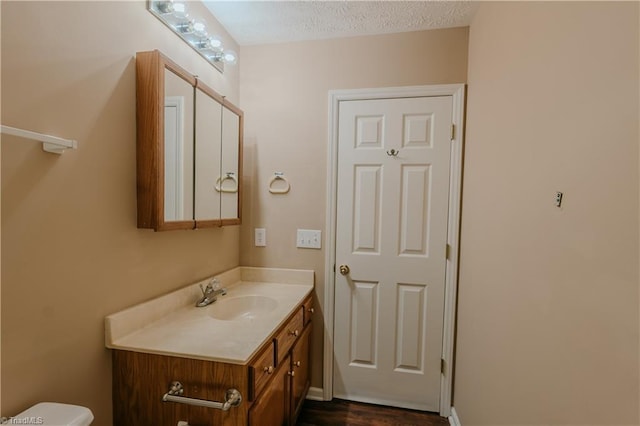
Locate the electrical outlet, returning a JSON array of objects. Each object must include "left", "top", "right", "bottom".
[
  {"left": 297, "top": 229, "right": 321, "bottom": 249},
  {"left": 255, "top": 228, "right": 266, "bottom": 247}
]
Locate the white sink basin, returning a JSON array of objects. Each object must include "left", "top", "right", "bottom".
[{"left": 208, "top": 295, "right": 278, "bottom": 321}]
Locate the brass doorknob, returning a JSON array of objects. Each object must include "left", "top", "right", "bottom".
[{"left": 339, "top": 265, "right": 350, "bottom": 275}]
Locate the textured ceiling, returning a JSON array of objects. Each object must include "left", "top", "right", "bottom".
[{"left": 203, "top": 1, "right": 479, "bottom": 46}]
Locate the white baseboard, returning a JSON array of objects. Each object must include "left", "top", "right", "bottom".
[
  {"left": 448, "top": 407, "right": 461, "bottom": 426},
  {"left": 306, "top": 386, "right": 325, "bottom": 401}
]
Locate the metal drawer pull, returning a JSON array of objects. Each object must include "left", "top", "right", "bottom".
[
  {"left": 289, "top": 329, "right": 299, "bottom": 337},
  {"left": 307, "top": 307, "right": 314, "bottom": 314},
  {"left": 264, "top": 366, "right": 274, "bottom": 374},
  {"left": 294, "top": 361, "right": 302, "bottom": 367},
  {"left": 162, "top": 381, "right": 242, "bottom": 411}
]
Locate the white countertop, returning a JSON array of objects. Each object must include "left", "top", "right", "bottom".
[{"left": 105, "top": 267, "right": 314, "bottom": 365}]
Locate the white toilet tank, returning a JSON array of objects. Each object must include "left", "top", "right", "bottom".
[{"left": 13, "top": 402, "right": 94, "bottom": 426}]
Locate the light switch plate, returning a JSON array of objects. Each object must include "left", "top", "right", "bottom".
[
  {"left": 255, "top": 228, "right": 266, "bottom": 247},
  {"left": 297, "top": 229, "right": 321, "bottom": 249}
]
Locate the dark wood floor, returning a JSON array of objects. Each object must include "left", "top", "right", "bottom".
[{"left": 296, "top": 399, "right": 449, "bottom": 426}]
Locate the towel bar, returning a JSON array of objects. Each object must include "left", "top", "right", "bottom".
[{"left": 162, "top": 381, "right": 242, "bottom": 411}]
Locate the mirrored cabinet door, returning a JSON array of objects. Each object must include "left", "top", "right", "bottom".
[
  {"left": 220, "top": 103, "right": 242, "bottom": 224},
  {"left": 194, "top": 85, "right": 223, "bottom": 224},
  {"left": 136, "top": 50, "right": 196, "bottom": 231},
  {"left": 164, "top": 69, "right": 194, "bottom": 222}
]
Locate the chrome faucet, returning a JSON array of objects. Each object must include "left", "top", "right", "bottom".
[{"left": 196, "top": 278, "right": 227, "bottom": 307}]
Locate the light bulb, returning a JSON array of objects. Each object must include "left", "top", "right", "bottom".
[
  {"left": 172, "top": 2, "right": 188, "bottom": 19},
  {"left": 193, "top": 20, "right": 208, "bottom": 38},
  {"left": 208, "top": 36, "right": 223, "bottom": 49},
  {"left": 222, "top": 50, "right": 237, "bottom": 64},
  {"left": 154, "top": 0, "right": 174, "bottom": 14}
]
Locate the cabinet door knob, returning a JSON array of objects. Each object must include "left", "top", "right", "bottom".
[
  {"left": 289, "top": 329, "right": 299, "bottom": 337},
  {"left": 294, "top": 361, "right": 302, "bottom": 367},
  {"left": 287, "top": 370, "right": 296, "bottom": 377},
  {"left": 307, "top": 307, "right": 315, "bottom": 314},
  {"left": 264, "top": 366, "right": 274, "bottom": 374}
]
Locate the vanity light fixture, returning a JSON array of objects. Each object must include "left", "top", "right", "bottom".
[{"left": 148, "top": 0, "right": 237, "bottom": 73}]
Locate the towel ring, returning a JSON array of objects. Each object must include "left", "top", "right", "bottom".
[
  {"left": 215, "top": 172, "right": 238, "bottom": 193},
  {"left": 268, "top": 172, "right": 290, "bottom": 194}
]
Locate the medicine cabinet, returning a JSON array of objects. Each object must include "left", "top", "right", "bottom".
[{"left": 136, "top": 50, "right": 242, "bottom": 231}]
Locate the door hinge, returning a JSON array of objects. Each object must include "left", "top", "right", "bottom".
[
  {"left": 333, "top": 264, "right": 336, "bottom": 273},
  {"left": 441, "top": 358, "right": 446, "bottom": 374},
  {"left": 450, "top": 124, "right": 455, "bottom": 140},
  {"left": 445, "top": 244, "right": 451, "bottom": 260}
]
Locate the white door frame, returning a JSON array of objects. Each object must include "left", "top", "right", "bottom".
[{"left": 323, "top": 84, "right": 465, "bottom": 417}]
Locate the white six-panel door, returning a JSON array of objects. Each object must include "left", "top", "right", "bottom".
[{"left": 333, "top": 96, "right": 453, "bottom": 411}]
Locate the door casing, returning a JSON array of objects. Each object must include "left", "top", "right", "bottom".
[{"left": 323, "top": 84, "right": 465, "bottom": 417}]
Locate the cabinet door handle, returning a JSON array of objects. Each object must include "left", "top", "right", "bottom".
[
  {"left": 294, "top": 361, "right": 301, "bottom": 368},
  {"left": 287, "top": 371, "right": 295, "bottom": 377},
  {"left": 264, "top": 366, "right": 274, "bottom": 374},
  {"left": 307, "top": 307, "right": 314, "bottom": 314},
  {"left": 289, "top": 329, "right": 299, "bottom": 337}
]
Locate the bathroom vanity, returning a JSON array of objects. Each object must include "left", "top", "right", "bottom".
[{"left": 105, "top": 267, "right": 314, "bottom": 426}]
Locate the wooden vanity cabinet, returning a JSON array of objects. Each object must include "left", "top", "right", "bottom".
[
  {"left": 112, "top": 295, "right": 313, "bottom": 426},
  {"left": 290, "top": 323, "right": 312, "bottom": 422},
  {"left": 112, "top": 350, "right": 249, "bottom": 426},
  {"left": 250, "top": 295, "right": 312, "bottom": 426}
]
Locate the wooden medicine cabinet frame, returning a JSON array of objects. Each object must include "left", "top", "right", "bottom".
[{"left": 136, "top": 50, "right": 243, "bottom": 231}]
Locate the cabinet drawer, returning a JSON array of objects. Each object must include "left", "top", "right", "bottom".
[
  {"left": 248, "top": 341, "right": 275, "bottom": 400},
  {"left": 302, "top": 295, "right": 314, "bottom": 326},
  {"left": 275, "top": 307, "right": 304, "bottom": 365}
]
